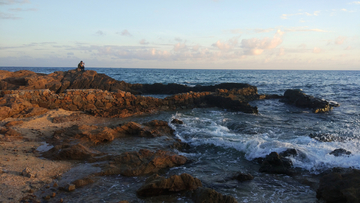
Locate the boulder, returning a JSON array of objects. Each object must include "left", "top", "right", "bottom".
[
  {"left": 329, "top": 148, "right": 351, "bottom": 157},
  {"left": 171, "top": 119, "right": 184, "bottom": 124},
  {"left": 137, "top": 173, "right": 202, "bottom": 197},
  {"left": 43, "top": 143, "right": 102, "bottom": 160},
  {"left": 283, "top": 89, "right": 338, "bottom": 113},
  {"left": 259, "top": 152, "right": 294, "bottom": 175},
  {"left": 72, "top": 177, "right": 95, "bottom": 188},
  {"left": 114, "top": 120, "right": 174, "bottom": 138},
  {"left": 193, "top": 187, "right": 238, "bottom": 203},
  {"left": 316, "top": 169, "right": 360, "bottom": 203},
  {"left": 97, "top": 149, "right": 187, "bottom": 176},
  {"left": 231, "top": 172, "right": 254, "bottom": 182}
]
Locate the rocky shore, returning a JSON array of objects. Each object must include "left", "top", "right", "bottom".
[{"left": 1, "top": 69, "right": 355, "bottom": 203}]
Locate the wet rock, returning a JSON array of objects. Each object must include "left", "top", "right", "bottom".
[
  {"left": 72, "top": 177, "right": 95, "bottom": 188},
  {"left": 97, "top": 149, "right": 187, "bottom": 176},
  {"left": 231, "top": 172, "right": 254, "bottom": 182},
  {"left": 205, "top": 94, "right": 258, "bottom": 113},
  {"left": 279, "top": 148, "right": 298, "bottom": 157},
  {"left": 329, "top": 148, "right": 351, "bottom": 157},
  {"left": 309, "top": 133, "right": 346, "bottom": 142},
  {"left": 193, "top": 187, "right": 238, "bottom": 203},
  {"left": 22, "top": 167, "right": 35, "bottom": 178},
  {"left": 43, "top": 143, "right": 102, "bottom": 160},
  {"left": 171, "top": 119, "right": 184, "bottom": 124},
  {"left": 60, "top": 183, "right": 76, "bottom": 192},
  {"left": 259, "top": 152, "right": 294, "bottom": 175},
  {"left": 316, "top": 169, "right": 360, "bottom": 203},
  {"left": 137, "top": 173, "right": 202, "bottom": 197},
  {"left": 115, "top": 120, "right": 174, "bottom": 138},
  {"left": 169, "top": 140, "right": 190, "bottom": 151},
  {"left": 283, "top": 89, "right": 338, "bottom": 113}
]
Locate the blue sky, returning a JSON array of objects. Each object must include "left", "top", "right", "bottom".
[{"left": 0, "top": 0, "right": 359, "bottom": 69}]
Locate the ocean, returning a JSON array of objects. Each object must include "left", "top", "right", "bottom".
[{"left": 2, "top": 67, "right": 360, "bottom": 202}]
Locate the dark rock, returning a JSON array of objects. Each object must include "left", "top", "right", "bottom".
[
  {"left": 43, "top": 143, "right": 102, "bottom": 160},
  {"left": 283, "top": 89, "right": 338, "bottom": 113},
  {"left": 231, "top": 172, "right": 254, "bottom": 182},
  {"left": 137, "top": 173, "right": 202, "bottom": 197},
  {"left": 72, "top": 177, "right": 95, "bottom": 188},
  {"left": 171, "top": 119, "right": 184, "bottom": 124},
  {"left": 329, "top": 148, "right": 351, "bottom": 157},
  {"left": 193, "top": 187, "right": 238, "bottom": 203},
  {"left": 316, "top": 169, "right": 360, "bottom": 203},
  {"left": 279, "top": 148, "right": 298, "bottom": 157},
  {"left": 309, "top": 133, "right": 346, "bottom": 142},
  {"left": 259, "top": 152, "right": 294, "bottom": 175},
  {"left": 97, "top": 149, "right": 187, "bottom": 176},
  {"left": 114, "top": 120, "right": 174, "bottom": 138}
]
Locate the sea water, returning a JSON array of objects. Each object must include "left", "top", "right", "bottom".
[{"left": 2, "top": 67, "right": 360, "bottom": 202}]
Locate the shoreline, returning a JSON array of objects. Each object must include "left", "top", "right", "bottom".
[{"left": 0, "top": 69, "right": 357, "bottom": 203}]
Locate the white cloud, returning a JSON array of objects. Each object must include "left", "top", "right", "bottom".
[
  {"left": 278, "top": 48, "right": 285, "bottom": 56},
  {"left": 313, "top": 47, "right": 322, "bottom": 53},
  {"left": 139, "top": 39, "right": 149, "bottom": 45},
  {"left": 212, "top": 37, "right": 239, "bottom": 51},
  {"left": 0, "top": 0, "right": 30, "bottom": 5},
  {"left": 350, "top": 1, "right": 360, "bottom": 4},
  {"left": 241, "top": 30, "right": 284, "bottom": 55},
  {"left": 335, "top": 36, "right": 347, "bottom": 45},
  {"left": 253, "top": 28, "right": 274, "bottom": 33},
  {"left": 173, "top": 43, "right": 187, "bottom": 52},
  {"left": 281, "top": 11, "right": 321, "bottom": 19},
  {"left": 285, "top": 27, "right": 327, "bottom": 32},
  {"left": 117, "top": 29, "right": 132, "bottom": 36}
]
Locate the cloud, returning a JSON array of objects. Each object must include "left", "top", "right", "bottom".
[
  {"left": 313, "top": 47, "right": 322, "bottom": 53},
  {"left": 117, "top": 29, "right": 132, "bottom": 36},
  {"left": 285, "top": 27, "right": 327, "bottom": 32},
  {"left": 95, "top": 30, "right": 105, "bottom": 36},
  {"left": 253, "top": 28, "right": 274, "bottom": 33},
  {"left": 278, "top": 48, "right": 285, "bottom": 56},
  {"left": 0, "top": 0, "right": 30, "bottom": 5},
  {"left": 212, "top": 37, "right": 239, "bottom": 51},
  {"left": 298, "top": 43, "right": 307, "bottom": 49},
  {"left": 0, "top": 11, "right": 20, "bottom": 19},
  {"left": 9, "top": 8, "right": 37, "bottom": 11},
  {"left": 281, "top": 11, "right": 321, "bottom": 19},
  {"left": 349, "top": 1, "right": 360, "bottom": 4},
  {"left": 345, "top": 46, "right": 352, "bottom": 50},
  {"left": 335, "top": 36, "right": 347, "bottom": 45},
  {"left": 173, "top": 43, "right": 187, "bottom": 52},
  {"left": 341, "top": 8, "right": 355, "bottom": 12},
  {"left": 241, "top": 30, "right": 284, "bottom": 55},
  {"left": 139, "top": 39, "right": 149, "bottom": 45},
  {"left": 174, "top": 37, "right": 182, "bottom": 42}
]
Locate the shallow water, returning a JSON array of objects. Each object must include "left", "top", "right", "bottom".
[{"left": 3, "top": 67, "right": 360, "bottom": 202}]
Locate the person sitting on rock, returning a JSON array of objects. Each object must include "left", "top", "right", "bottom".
[{"left": 77, "top": 61, "right": 85, "bottom": 71}]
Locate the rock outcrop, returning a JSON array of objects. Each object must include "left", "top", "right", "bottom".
[
  {"left": 193, "top": 187, "right": 238, "bottom": 203},
  {"left": 316, "top": 169, "right": 360, "bottom": 203},
  {"left": 283, "top": 89, "right": 339, "bottom": 113},
  {"left": 137, "top": 173, "right": 202, "bottom": 197},
  {"left": 96, "top": 149, "right": 187, "bottom": 176},
  {"left": 259, "top": 152, "right": 294, "bottom": 175}
]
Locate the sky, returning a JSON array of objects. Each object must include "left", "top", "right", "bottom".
[{"left": 0, "top": 0, "right": 359, "bottom": 70}]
